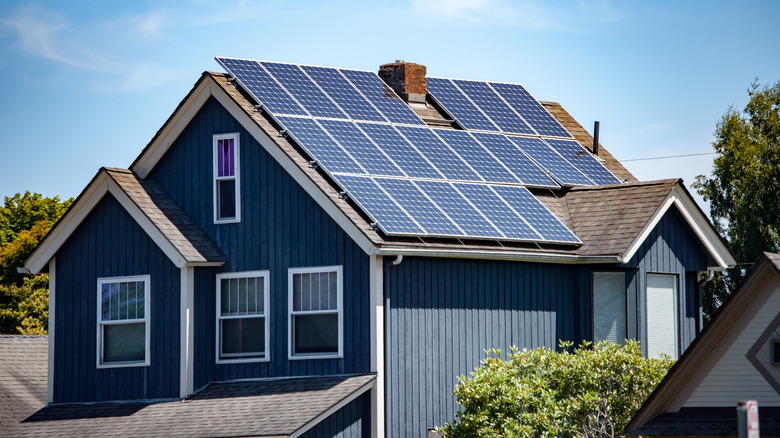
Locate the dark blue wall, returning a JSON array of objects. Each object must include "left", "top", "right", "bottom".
[
  {"left": 300, "top": 392, "right": 371, "bottom": 438},
  {"left": 148, "top": 97, "right": 371, "bottom": 389},
  {"left": 54, "top": 195, "right": 180, "bottom": 403},
  {"left": 383, "top": 206, "right": 710, "bottom": 436}
]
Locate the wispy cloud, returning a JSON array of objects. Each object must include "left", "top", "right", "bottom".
[
  {"left": 0, "top": 1, "right": 268, "bottom": 92},
  {"left": 411, "top": 0, "right": 622, "bottom": 31}
]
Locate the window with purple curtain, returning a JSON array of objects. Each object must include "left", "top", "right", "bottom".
[{"left": 214, "top": 134, "right": 239, "bottom": 222}]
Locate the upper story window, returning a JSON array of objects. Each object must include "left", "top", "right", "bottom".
[
  {"left": 216, "top": 271, "right": 270, "bottom": 363},
  {"left": 213, "top": 133, "right": 240, "bottom": 223},
  {"left": 592, "top": 271, "right": 627, "bottom": 344},
  {"left": 288, "top": 266, "right": 343, "bottom": 359},
  {"left": 97, "top": 275, "right": 150, "bottom": 368}
]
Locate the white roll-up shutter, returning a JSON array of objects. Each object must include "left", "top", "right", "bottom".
[
  {"left": 646, "top": 273, "right": 679, "bottom": 359},
  {"left": 593, "top": 272, "right": 626, "bottom": 344}
]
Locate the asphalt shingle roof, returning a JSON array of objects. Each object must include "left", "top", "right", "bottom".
[
  {"left": 0, "top": 335, "right": 47, "bottom": 434},
  {"left": 625, "top": 407, "right": 780, "bottom": 437},
  {"left": 8, "top": 374, "right": 375, "bottom": 437}
]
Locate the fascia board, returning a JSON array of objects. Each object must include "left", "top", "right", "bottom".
[
  {"left": 132, "top": 78, "right": 212, "bottom": 178},
  {"left": 25, "top": 173, "right": 110, "bottom": 274},
  {"left": 373, "top": 247, "right": 621, "bottom": 264},
  {"left": 206, "top": 80, "right": 377, "bottom": 256},
  {"left": 620, "top": 184, "right": 736, "bottom": 269}
]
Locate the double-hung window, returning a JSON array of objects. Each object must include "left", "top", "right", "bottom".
[
  {"left": 289, "top": 266, "right": 342, "bottom": 359},
  {"left": 217, "top": 271, "right": 269, "bottom": 362},
  {"left": 97, "top": 276, "right": 150, "bottom": 368},
  {"left": 213, "top": 133, "right": 240, "bottom": 223}
]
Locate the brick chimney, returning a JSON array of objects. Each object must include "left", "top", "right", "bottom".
[{"left": 378, "top": 61, "right": 427, "bottom": 104}]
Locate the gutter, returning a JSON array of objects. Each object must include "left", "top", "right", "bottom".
[{"left": 371, "top": 247, "right": 622, "bottom": 264}]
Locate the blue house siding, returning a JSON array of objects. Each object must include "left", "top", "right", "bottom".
[
  {"left": 624, "top": 206, "right": 709, "bottom": 354},
  {"left": 148, "top": 97, "right": 371, "bottom": 388},
  {"left": 384, "top": 257, "right": 590, "bottom": 437},
  {"left": 53, "top": 195, "right": 180, "bottom": 403},
  {"left": 383, "top": 207, "right": 711, "bottom": 436},
  {"left": 299, "top": 392, "right": 371, "bottom": 438}
]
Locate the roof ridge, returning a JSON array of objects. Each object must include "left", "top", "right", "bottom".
[{"left": 570, "top": 178, "right": 680, "bottom": 192}]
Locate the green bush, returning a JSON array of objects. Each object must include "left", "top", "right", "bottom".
[{"left": 440, "top": 340, "right": 672, "bottom": 438}]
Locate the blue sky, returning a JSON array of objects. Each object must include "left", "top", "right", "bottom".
[{"left": 1, "top": 0, "right": 779, "bottom": 214}]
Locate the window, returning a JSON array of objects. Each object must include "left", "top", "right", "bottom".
[
  {"left": 216, "top": 271, "right": 269, "bottom": 363},
  {"left": 592, "top": 271, "right": 626, "bottom": 344},
  {"left": 213, "top": 133, "right": 240, "bottom": 223},
  {"left": 97, "top": 276, "right": 150, "bottom": 368},
  {"left": 646, "top": 273, "right": 679, "bottom": 359},
  {"left": 289, "top": 266, "right": 342, "bottom": 359}
]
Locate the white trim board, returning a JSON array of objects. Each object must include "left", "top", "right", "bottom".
[
  {"left": 24, "top": 170, "right": 225, "bottom": 274},
  {"left": 47, "top": 258, "right": 56, "bottom": 404},
  {"left": 620, "top": 184, "right": 735, "bottom": 270}
]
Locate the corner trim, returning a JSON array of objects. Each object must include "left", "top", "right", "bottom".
[
  {"left": 369, "top": 255, "right": 385, "bottom": 437},
  {"left": 180, "top": 266, "right": 195, "bottom": 398},
  {"left": 47, "top": 257, "right": 55, "bottom": 404}
]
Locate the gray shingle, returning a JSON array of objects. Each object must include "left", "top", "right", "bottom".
[{"left": 0, "top": 335, "right": 47, "bottom": 434}]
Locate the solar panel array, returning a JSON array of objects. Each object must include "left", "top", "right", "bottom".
[{"left": 216, "top": 57, "right": 622, "bottom": 244}]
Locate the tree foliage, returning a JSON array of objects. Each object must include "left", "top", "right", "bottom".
[
  {"left": 0, "top": 192, "right": 73, "bottom": 333},
  {"left": 439, "top": 340, "right": 673, "bottom": 438},
  {"left": 693, "top": 80, "right": 780, "bottom": 317}
]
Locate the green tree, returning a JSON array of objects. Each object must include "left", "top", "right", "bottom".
[
  {"left": 693, "top": 79, "right": 780, "bottom": 318},
  {"left": 439, "top": 341, "right": 672, "bottom": 438},
  {"left": 0, "top": 192, "right": 73, "bottom": 333}
]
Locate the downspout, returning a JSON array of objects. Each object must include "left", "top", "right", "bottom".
[{"left": 391, "top": 255, "right": 403, "bottom": 266}]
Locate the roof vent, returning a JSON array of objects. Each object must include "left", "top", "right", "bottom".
[{"left": 378, "top": 61, "right": 427, "bottom": 104}]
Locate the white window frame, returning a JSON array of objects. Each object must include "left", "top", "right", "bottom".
[
  {"left": 288, "top": 265, "right": 343, "bottom": 360},
  {"left": 646, "top": 273, "right": 680, "bottom": 360},
  {"left": 216, "top": 270, "right": 270, "bottom": 364},
  {"left": 96, "top": 275, "right": 151, "bottom": 369},
  {"left": 213, "top": 132, "right": 241, "bottom": 224},
  {"left": 592, "top": 271, "right": 627, "bottom": 345}
]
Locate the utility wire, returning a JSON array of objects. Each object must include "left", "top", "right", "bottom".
[{"left": 620, "top": 152, "right": 716, "bottom": 162}]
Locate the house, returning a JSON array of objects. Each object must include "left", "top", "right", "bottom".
[
  {"left": 624, "top": 252, "right": 780, "bottom": 438},
  {"left": 12, "top": 58, "right": 735, "bottom": 437}
]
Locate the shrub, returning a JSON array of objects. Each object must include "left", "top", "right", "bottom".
[{"left": 440, "top": 340, "right": 673, "bottom": 438}]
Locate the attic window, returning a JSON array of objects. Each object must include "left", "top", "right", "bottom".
[
  {"left": 772, "top": 339, "right": 780, "bottom": 366},
  {"left": 213, "top": 133, "right": 240, "bottom": 223}
]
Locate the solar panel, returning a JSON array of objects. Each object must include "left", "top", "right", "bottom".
[
  {"left": 507, "top": 136, "right": 594, "bottom": 186},
  {"left": 491, "top": 185, "right": 580, "bottom": 244},
  {"left": 470, "top": 132, "right": 559, "bottom": 188},
  {"left": 317, "top": 120, "right": 404, "bottom": 177},
  {"left": 357, "top": 123, "right": 443, "bottom": 179},
  {"left": 332, "top": 175, "right": 423, "bottom": 235},
  {"left": 490, "top": 82, "right": 572, "bottom": 138},
  {"left": 216, "top": 58, "right": 308, "bottom": 116},
  {"left": 260, "top": 62, "right": 347, "bottom": 119},
  {"left": 301, "top": 65, "right": 388, "bottom": 123},
  {"left": 374, "top": 178, "right": 463, "bottom": 236},
  {"left": 452, "top": 79, "right": 535, "bottom": 135},
  {"left": 426, "top": 78, "right": 499, "bottom": 131},
  {"left": 453, "top": 183, "right": 540, "bottom": 241},
  {"left": 395, "top": 126, "right": 481, "bottom": 181},
  {"left": 275, "top": 116, "right": 365, "bottom": 174},
  {"left": 338, "top": 69, "right": 426, "bottom": 126},
  {"left": 543, "top": 139, "right": 621, "bottom": 185},
  {"left": 414, "top": 180, "right": 502, "bottom": 238},
  {"left": 433, "top": 130, "right": 520, "bottom": 184}
]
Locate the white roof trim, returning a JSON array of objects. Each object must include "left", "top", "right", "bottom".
[
  {"left": 620, "top": 184, "right": 736, "bottom": 269},
  {"left": 373, "top": 247, "right": 622, "bottom": 264},
  {"left": 24, "top": 171, "right": 224, "bottom": 274},
  {"left": 130, "top": 75, "right": 377, "bottom": 256}
]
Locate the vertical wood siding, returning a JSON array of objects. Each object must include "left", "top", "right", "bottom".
[
  {"left": 147, "top": 97, "right": 370, "bottom": 388},
  {"left": 299, "top": 392, "right": 371, "bottom": 438},
  {"left": 384, "top": 257, "right": 589, "bottom": 437},
  {"left": 54, "top": 195, "right": 180, "bottom": 403},
  {"left": 383, "top": 207, "right": 710, "bottom": 436}
]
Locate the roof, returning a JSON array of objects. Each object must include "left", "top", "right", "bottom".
[
  {"left": 0, "top": 336, "right": 48, "bottom": 435},
  {"left": 25, "top": 167, "right": 226, "bottom": 274},
  {"left": 7, "top": 374, "right": 375, "bottom": 437},
  {"left": 625, "top": 407, "right": 780, "bottom": 437},
  {"left": 625, "top": 252, "right": 780, "bottom": 436}
]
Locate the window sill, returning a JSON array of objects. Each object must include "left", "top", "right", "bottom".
[
  {"left": 97, "top": 361, "right": 150, "bottom": 369},
  {"left": 216, "top": 356, "right": 270, "bottom": 364},
  {"left": 288, "top": 353, "right": 343, "bottom": 361}
]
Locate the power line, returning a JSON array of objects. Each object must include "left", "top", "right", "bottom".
[{"left": 620, "top": 152, "right": 716, "bottom": 162}]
